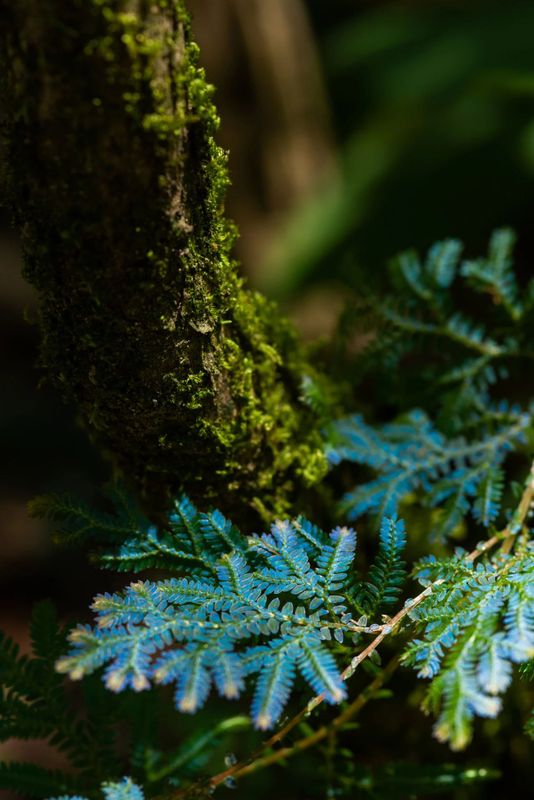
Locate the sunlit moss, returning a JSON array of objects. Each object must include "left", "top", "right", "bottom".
[{"left": 0, "top": 0, "right": 329, "bottom": 521}]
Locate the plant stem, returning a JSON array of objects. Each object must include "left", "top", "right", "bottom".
[{"left": 215, "top": 655, "right": 400, "bottom": 783}]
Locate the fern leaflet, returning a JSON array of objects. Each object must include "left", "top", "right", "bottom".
[{"left": 355, "top": 516, "right": 407, "bottom": 616}]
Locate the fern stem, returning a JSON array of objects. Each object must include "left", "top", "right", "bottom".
[
  {"left": 173, "top": 655, "right": 399, "bottom": 796},
  {"left": 216, "top": 655, "right": 400, "bottom": 783}
]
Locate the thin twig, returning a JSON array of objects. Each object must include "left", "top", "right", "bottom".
[{"left": 219, "top": 655, "right": 400, "bottom": 781}]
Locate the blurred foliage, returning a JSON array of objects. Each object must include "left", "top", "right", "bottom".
[{"left": 263, "top": 0, "right": 534, "bottom": 297}]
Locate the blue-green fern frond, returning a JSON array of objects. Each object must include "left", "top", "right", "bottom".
[
  {"left": 402, "top": 544, "right": 534, "bottom": 750},
  {"left": 55, "top": 506, "right": 407, "bottom": 731},
  {"left": 327, "top": 409, "right": 530, "bottom": 533}
]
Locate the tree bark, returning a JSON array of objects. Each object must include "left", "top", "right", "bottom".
[{"left": 0, "top": 0, "right": 328, "bottom": 520}]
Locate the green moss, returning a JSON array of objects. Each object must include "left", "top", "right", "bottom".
[{"left": 0, "top": 0, "right": 330, "bottom": 523}]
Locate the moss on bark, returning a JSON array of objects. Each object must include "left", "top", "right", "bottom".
[{"left": 0, "top": 0, "right": 328, "bottom": 519}]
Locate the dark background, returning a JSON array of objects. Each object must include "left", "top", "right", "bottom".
[{"left": 1, "top": 1, "right": 533, "bottom": 796}]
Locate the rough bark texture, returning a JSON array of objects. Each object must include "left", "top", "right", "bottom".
[{"left": 0, "top": 0, "right": 328, "bottom": 520}]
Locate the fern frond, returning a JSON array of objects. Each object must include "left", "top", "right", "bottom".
[
  {"left": 101, "top": 778, "right": 144, "bottom": 800},
  {"left": 393, "top": 238, "right": 461, "bottom": 298},
  {"left": 98, "top": 525, "right": 205, "bottom": 573},
  {"left": 0, "top": 762, "right": 79, "bottom": 798},
  {"left": 30, "top": 599, "right": 67, "bottom": 661},
  {"left": 317, "top": 526, "right": 357, "bottom": 597},
  {"left": 28, "top": 486, "right": 147, "bottom": 548},
  {"left": 460, "top": 229, "right": 521, "bottom": 320},
  {"left": 327, "top": 409, "right": 530, "bottom": 531},
  {"left": 249, "top": 640, "right": 298, "bottom": 730},
  {"left": 297, "top": 635, "right": 346, "bottom": 702},
  {"left": 53, "top": 504, "right": 411, "bottom": 731},
  {"left": 0, "top": 602, "right": 120, "bottom": 785},
  {"left": 338, "top": 230, "right": 534, "bottom": 433},
  {"left": 403, "top": 544, "right": 534, "bottom": 749}
]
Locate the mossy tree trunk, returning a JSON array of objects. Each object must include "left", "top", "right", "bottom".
[{"left": 0, "top": 0, "right": 328, "bottom": 520}]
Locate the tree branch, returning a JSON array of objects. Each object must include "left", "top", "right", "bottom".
[{"left": 0, "top": 0, "right": 328, "bottom": 520}]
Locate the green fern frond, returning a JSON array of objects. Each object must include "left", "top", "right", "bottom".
[
  {"left": 356, "top": 516, "right": 407, "bottom": 615},
  {"left": 335, "top": 230, "right": 534, "bottom": 436},
  {"left": 0, "top": 602, "right": 120, "bottom": 789},
  {"left": 0, "top": 763, "right": 80, "bottom": 799},
  {"left": 28, "top": 485, "right": 148, "bottom": 548}
]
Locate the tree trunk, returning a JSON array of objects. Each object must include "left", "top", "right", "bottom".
[{"left": 0, "top": 0, "right": 328, "bottom": 520}]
